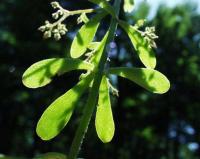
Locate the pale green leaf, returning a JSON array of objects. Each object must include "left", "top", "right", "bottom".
[
  {"left": 70, "top": 12, "right": 106, "bottom": 58},
  {"left": 22, "top": 58, "right": 93, "bottom": 88},
  {"left": 36, "top": 74, "right": 93, "bottom": 140},
  {"left": 119, "top": 20, "right": 156, "bottom": 69},
  {"left": 89, "top": 0, "right": 116, "bottom": 17},
  {"left": 87, "top": 42, "right": 100, "bottom": 50},
  {"left": 109, "top": 67, "right": 170, "bottom": 94},
  {"left": 123, "top": 0, "right": 135, "bottom": 13},
  {"left": 95, "top": 76, "right": 115, "bottom": 143}
]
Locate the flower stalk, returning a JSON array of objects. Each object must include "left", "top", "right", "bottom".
[{"left": 68, "top": 0, "right": 121, "bottom": 159}]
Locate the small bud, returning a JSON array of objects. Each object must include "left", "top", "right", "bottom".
[
  {"left": 77, "top": 13, "right": 89, "bottom": 24},
  {"left": 52, "top": 13, "right": 59, "bottom": 19},
  {"left": 45, "top": 20, "right": 50, "bottom": 25},
  {"left": 58, "top": 10, "right": 63, "bottom": 16},
  {"left": 52, "top": 29, "right": 59, "bottom": 34},
  {"left": 151, "top": 41, "right": 157, "bottom": 48},
  {"left": 38, "top": 26, "right": 46, "bottom": 32},
  {"left": 150, "top": 27, "right": 155, "bottom": 32},
  {"left": 43, "top": 31, "right": 51, "bottom": 39},
  {"left": 51, "top": 1, "right": 60, "bottom": 9},
  {"left": 54, "top": 33, "right": 61, "bottom": 41},
  {"left": 77, "top": 17, "right": 82, "bottom": 24},
  {"left": 136, "top": 19, "right": 146, "bottom": 28},
  {"left": 59, "top": 30, "right": 66, "bottom": 35}
]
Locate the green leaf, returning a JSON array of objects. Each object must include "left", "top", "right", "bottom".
[
  {"left": 123, "top": 0, "right": 135, "bottom": 13},
  {"left": 95, "top": 76, "right": 115, "bottom": 143},
  {"left": 89, "top": 0, "right": 116, "bottom": 17},
  {"left": 91, "top": 31, "right": 109, "bottom": 65},
  {"left": 34, "top": 152, "right": 67, "bottom": 159},
  {"left": 70, "top": 12, "right": 106, "bottom": 58},
  {"left": 87, "top": 42, "right": 100, "bottom": 50},
  {"left": 36, "top": 74, "right": 93, "bottom": 140},
  {"left": 22, "top": 58, "right": 93, "bottom": 88},
  {"left": 109, "top": 67, "right": 170, "bottom": 94},
  {"left": 119, "top": 20, "right": 156, "bottom": 69}
]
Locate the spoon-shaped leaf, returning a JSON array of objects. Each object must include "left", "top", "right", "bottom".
[
  {"left": 123, "top": 0, "right": 135, "bottom": 13},
  {"left": 95, "top": 76, "right": 115, "bottom": 143},
  {"left": 119, "top": 20, "right": 156, "bottom": 69},
  {"left": 70, "top": 12, "right": 106, "bottom": 58},
  {"left": 22, "top": 58, "right": 93, "bottom": 88},
  {"left": 89, "top": 0, "right": 116, "bottom": 17},
  {"left": 109, "top": 67, "right": 170, "bottom": 94},
  {"left": 36, "top": 74, "right": 93, "bottom": 140}
]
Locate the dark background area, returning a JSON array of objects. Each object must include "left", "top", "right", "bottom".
[{"left": 0, "top": 0, "right": 200, "bottom": 158}]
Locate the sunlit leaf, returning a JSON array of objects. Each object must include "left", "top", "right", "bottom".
[
  {"left": 22, "top": 58, "right": 93, "bottom": 88},
  {"left": 109, "top": 67, "right": 170, "bottom": 94},
  {"left": 87, "top": 42, "right": 100, "bottom": 50},
  {"left": 119, "top": 20, "right": 156, "bottom": 69},
  {"left": 70, "top": 12, "right": 106, "bottom": 58},
  {"left": 36, "top": 74, "right": 93, "bottom": 140},
  {"left": 89, "top": 0, "right": 116, "bottom": 17},
  {"left": 123, "top": 0, "right": 135, "bottom": 13},
  {"left": 95, "top": 76, "right": 115, "bottom": 143}
]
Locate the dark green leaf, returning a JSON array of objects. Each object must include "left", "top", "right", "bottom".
[
  {"left": 36, "top": 74, "right": 93, "bottom": 140},
  {"left": 95, "top": 76, "right": 115, "bottom": 143},
  {"left": 119, "top": 20, "right": 156, "bottom": 69},
  {"left": 109, "top": 67, "right": 170, "bottom": 94},
  {"left": 70, "top": 12, "right": 106, "bottom": 58},
  {"left": 22, "top": 58, "right": 93, "bottom": 88}
]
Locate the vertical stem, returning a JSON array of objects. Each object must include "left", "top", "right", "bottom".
[{"left": 68, "top": 0, "right": 121, "bottom": 159}]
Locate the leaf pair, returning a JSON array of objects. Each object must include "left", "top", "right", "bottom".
[
  {"left": 22, "top": 58, "right": 94, "bottom": 140},
  {"left": 95, "top": 66, "right": 170, "bottom": 143},
  {"left": 89, "top": 0, "right": 156, "bottom": 69}
]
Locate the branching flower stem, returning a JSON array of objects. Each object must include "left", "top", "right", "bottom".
[
  {"left": 68, "top": 0, "right": 121, "bottom": 159},
  {"left": 51, "top": 9, "right": 95, "bottom": 28}
]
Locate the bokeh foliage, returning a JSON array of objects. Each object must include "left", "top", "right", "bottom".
[{"left": 0, "top": 0, "right": 200, "bottom": 158}]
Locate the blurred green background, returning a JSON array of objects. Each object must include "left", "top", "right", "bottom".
[{"left": 0, "top": 0, "right": 200, "bottom": 158}]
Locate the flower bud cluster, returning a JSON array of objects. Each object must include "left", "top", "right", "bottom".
[
  {"left": 38, "top": 1, "right": 94, "bottom": 41},
  {"left": 38, "top": 1, "right": 69, "bottom": 40},
  {"left": 142, "top": 26, "right": 159, "bottom": 49},
  {"left": 38, "top": 21, "right": 68, "bottom": 41},
  {"left": 134, "top": 19, "right": 158, "bottom": 49}
]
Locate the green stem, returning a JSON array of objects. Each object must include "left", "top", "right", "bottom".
[{"left": 68, "top": 0, "right": 121, "bottom": 159}]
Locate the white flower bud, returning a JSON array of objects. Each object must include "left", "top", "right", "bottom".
[
  {"left": 52, "top": 29, "right": 59, "bottom": 34},
  {"left": 38, "top": 26, "right": 46, "bottom": 32},
  {"left": 54, "top": 33, "right": 61, "bottom": 41},
  {"left": 51, "top": 1, "right": 60, "bottom": 9},
  {"left": 52, "top": 13, "right": 59, "bottom": 19},
  {"left": 43, "top": 31, "right": 51, "bottom": 39},
  {"left": 59, "top": 30, "right": 66, "bottom": 35}
]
